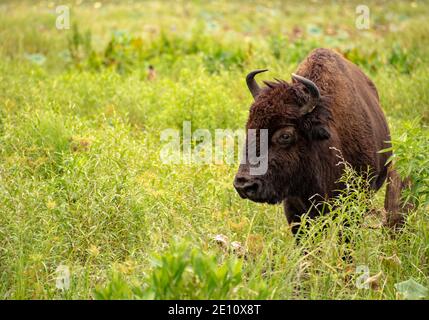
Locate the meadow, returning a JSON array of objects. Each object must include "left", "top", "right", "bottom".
[{"left": 0, "top": 0, "right": 428, "bottom": 299}]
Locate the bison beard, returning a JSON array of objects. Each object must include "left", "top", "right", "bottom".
[{"left": 234, "top": 48, "right": 408, "bottom": 234}]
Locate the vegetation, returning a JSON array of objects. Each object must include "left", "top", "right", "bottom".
[{"left": 0, "top": 0, "right": 428, "bottom": 299}]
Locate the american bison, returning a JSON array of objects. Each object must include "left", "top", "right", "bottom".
[{"left": 234, "top": 48, "right": 405, "bottom": 233}]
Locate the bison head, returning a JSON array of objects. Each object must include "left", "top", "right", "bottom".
[{"left": 233, "top": 69, "right": 332, "bottom": 204}]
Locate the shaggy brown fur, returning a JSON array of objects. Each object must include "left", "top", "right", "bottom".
[{"left": 234, "top": 48, "right": 406, "bottom": 233}]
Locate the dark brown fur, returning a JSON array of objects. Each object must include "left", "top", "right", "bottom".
[{"left": 234, "top": 48, "right": 406, "bottom": 232}]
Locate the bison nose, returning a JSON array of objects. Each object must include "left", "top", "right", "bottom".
[{"left": 234, "top": 175, "right": 261, "bottom": 198}]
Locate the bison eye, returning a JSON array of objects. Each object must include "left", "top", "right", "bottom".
[
  {"left": 272, "top": 127, "right": 296, "bottom": 146},
  {"left": 278, "top": 133, "right": 292, "bottom": 144}
]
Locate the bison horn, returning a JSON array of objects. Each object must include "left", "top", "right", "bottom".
[
  {"left": 291, "top": 73, "right": 320, "bottom": 114},
  {"left": 246, "top": 69, "right": 268, "bottom": 99}
]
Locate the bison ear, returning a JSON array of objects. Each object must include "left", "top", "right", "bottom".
[
  {"left": 311, "top": 126, "right": 331, "bottom": 140},
  {"left": 291, "top": 73, "right": 321, "bottom": 115}
]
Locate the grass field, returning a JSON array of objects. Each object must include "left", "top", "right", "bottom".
[{"left": 0, "top": 0, "right": 428, "bottom": 300}]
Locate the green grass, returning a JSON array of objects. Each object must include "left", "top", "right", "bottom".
[{"left": 0, "top": 0, "right": 428, "bottom": 299}]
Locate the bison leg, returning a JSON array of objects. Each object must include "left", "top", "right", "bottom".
[
  {"left": 384, "top": 168, "right": 412, "bottom": 229},
  {"left": 283, "top": 197, "right": 309, "bottom": 236}
]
